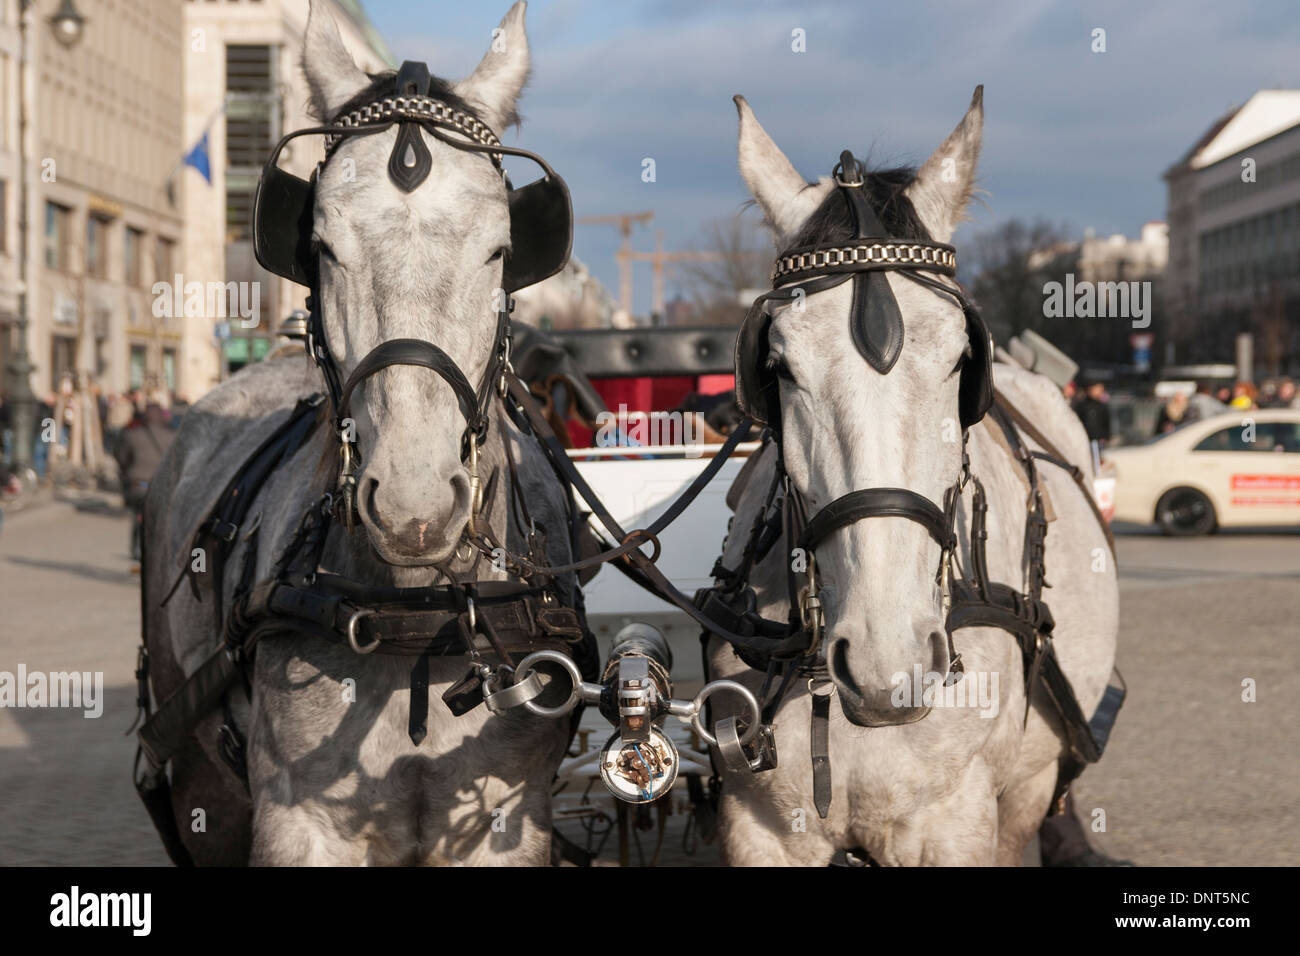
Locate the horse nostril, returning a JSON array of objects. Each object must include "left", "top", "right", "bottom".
[
  {"left": 829, "top": 639, "right": 860, "bottom": 694},
  {"left": 360, "top": 476, "right": 384, "bottom": 530},
  {"left": 450, "top": 470, "right": 472, "bottom": 516}
]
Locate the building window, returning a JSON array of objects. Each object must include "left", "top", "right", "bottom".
[
  {"left": 129, "top": 345, "right": 147, "bottom": 390},
  {"left": 225, "top": 44, "right": 278, "bottom": 243},
  {"left": 87, "top": 214, "right": 112, "bottom": 279},
  {"left": 155, "top": 237, "right": 175, "bottom": 283},
  {"left": 125, "top": 227, "right": 144, "bottom": 286},
  {"left": 50, "top": 335, "right": 76, "bottom": 387},
  {"left": 162, "top": 348, "right": 177, "bottom": 392},
  {"left": 45, "top": 201, "right": 71, "bottom": 270}
]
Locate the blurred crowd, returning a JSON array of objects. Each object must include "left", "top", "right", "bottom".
[
  {"left": 0, "top": 387, "right": 183, "bottom": 555},
  {"left": 0, "top": 386, "right": 188, "bottom": 477},
  {"left": 1152, "top": 378, "right": 1297, "bottom": 437},
  {"left": 1062, "top": 375, "right": 1299, "bottom": 450}
]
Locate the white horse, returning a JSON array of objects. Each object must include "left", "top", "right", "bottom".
[
  {"left": 142, "top": 1, "right": 584, "bottom": 865},
  {"left": 706, "top": 90, "right": 1119, "bottom": 865}
]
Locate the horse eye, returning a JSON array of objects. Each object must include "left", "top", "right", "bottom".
[
  {"left": 766, "top": 353, "right": 794, "bottom": 382},
  {"left": 487, "top": 247, "right": 507, "bottom": 263},
  {"left": 948, "top": 342, "right": 972, "bottom": 377},
  {"left": 312, "top": 238, "right": 337, "bottom": 262}
]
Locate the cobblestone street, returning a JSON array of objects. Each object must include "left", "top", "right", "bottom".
[
  {"left": 0, "top": 496, "right": 168, "bottom": 865},
  {"left": 1, "top": 498, "right": 1297, "bottom": 866}
]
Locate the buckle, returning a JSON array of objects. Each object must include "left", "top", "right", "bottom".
[{"left": 208, "top": 519, "right": 238, "bottom": 544}]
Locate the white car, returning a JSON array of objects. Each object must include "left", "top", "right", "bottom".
[{"left": 1104, "top": 409, "right": 1300, "bottom": 535}]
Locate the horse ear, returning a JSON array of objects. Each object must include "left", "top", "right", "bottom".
[
  {"left": 905, "top": 86, "right": 983, "bottom": 244},
  {"left": 454, "top": 2, "right": 531, "bottom": 135},
  {"left": 302, "top": 0, "right": 371, "bottom": 121},
  {"left": 735, "top": 95, "right": 832, "bottom": 244}
]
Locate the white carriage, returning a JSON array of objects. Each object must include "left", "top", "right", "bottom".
[{"left": 534, "top": 326, "right": 759, "bottom": 863}]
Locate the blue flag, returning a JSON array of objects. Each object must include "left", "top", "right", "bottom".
[{"left": 183, "top": 132, "right": 211, "bottom": 184}]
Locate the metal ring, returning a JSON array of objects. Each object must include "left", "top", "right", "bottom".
[
  {"left": 483, "top": 672, "right": 544, "bottom": 714},
  {"left": 514, "top": 650, "right": 583, "bottom": 718},
  {"left": 808, "top": 676, "right": 834, "bottom": 696},
  {"left": 691, "top": 680, "right": 761, "bottom": 748},
  {"left": 346, "top": 609, "right": 380, "bottom": 654},
  {"left": 622, "top": 528, "right": 661, "bottom": 564}
]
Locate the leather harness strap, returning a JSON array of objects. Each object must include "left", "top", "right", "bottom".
[
  {"left": 810, "top": 681, "right": 833, "bottom": 818},
  {"left": 993, "top": 391, "right": 1116, "bottom": 558},
  {"left": 337, "top": 337, "right": 482, "bottom": 432},
  {"left": 799, "top": 486, "right": 955, "bottom": 552}
]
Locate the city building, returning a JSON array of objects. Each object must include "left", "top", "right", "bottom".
[
  {"left": 182, "top": 0, "right": 391, "bottom": 390},
  {"left": 1, "top": 0, "right": 184, "bottom": 400},
  {"left": 1028, "top": 222, "right": 1168, "bottom": 283},
  {"left": 1164, "top": 89, "right": 1300, "bottom": 375}
]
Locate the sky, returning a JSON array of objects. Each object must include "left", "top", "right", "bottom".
[{"left": 358, "top": 0, "right": 1300, "bottom": 316}]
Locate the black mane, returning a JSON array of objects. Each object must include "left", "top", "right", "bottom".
[
  {"left": 789, "top": 165, "right": 931, "bottom": 246},
  {"left": 327, "top": 71, "right": 481, "bottom": 125}
]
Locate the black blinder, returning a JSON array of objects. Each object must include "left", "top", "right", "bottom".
[
  {"left": 252, "top": 161, "right": 316, "bottom": 289},
  {"left": 504, "top": 170, "right": 573, "bottom": 294},
  {"left": 960, "top": 305, "right": 994, "bottom": 430}
]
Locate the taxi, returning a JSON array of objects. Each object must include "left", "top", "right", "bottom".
[{"left": 1103, "top": 408, "right": 1300, "bottom": 535}]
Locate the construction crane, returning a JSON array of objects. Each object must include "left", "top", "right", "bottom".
[
  {"left": 625, "top": 231, "right": 726, "bottom": 319},
  {"left": 576, "top": 212, "right": 654, "bottom": 314}
]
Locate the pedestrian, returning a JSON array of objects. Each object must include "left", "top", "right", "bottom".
[
  {"left": 1215, "top": 384, "right": 1232, "bottom": 405},
  {"left": 114, "top": 403, "right": 175, "bottom": 564},
  {"left": 0, "top": 391, "right": 11, "bottom": 463},
  {"left": 1075, "top": 378, "right": 1112, "bottom": 446},
  {"left": 33, "top": 393, "right": 55, "bottom": 478},
  {"left": 1229, "top": 381, "right": 1258, "bottom": 410},
  {"left": 1154, "top": 390, "right": 1189, "bottom": 435},
  {"left": 1040, "top": 793, "right": 1133, "bottom": 867},
  {"left": 105, "top": 392, "right": 134, "bottom": 460},
  {"left": 170, "top": 393, "right": 191, "bottom": 429},
  {"left": 1185, "top": 381, "right": 1224, "bottom": 422},
  {"left": 1271, "top": 378, "right": 1296, "bottom": 409}
]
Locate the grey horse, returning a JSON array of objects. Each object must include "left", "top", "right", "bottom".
[
  {"left": 142, "top": 1, "right": 582, "bottom": 865},
  {"left": 705, "top": 91, "right": 1119, "bottom": 865}
]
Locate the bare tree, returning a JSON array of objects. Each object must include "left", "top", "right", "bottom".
[
  {"left": 963, "top": 218, "right": 1073, "bottom": 344},
  {"left": 674, "top": 212, "right": 774, "bottom": 326}
]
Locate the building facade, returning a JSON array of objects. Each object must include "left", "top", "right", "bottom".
[
  {"left": 182, "top": 0, "right": 391, "bottom": 393},
  {"left": 1, "top": 0, "right": 184, "bottom": 400},
  {"left": 1164, "top": 90, "right": 1300, "bottom": 376}
]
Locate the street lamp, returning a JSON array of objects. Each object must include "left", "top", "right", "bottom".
[
  {"left": 48, "top": 0, "right": 87, "bottom": 48},
  {"left": 5, "top": 0, "right": 86, "bottom": 473}
]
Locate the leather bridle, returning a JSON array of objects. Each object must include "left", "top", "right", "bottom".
[
  {"left": 731, "top": 150, "right": 993, "bottom": 688},
  {"left": 251, "top": 62, "right": 572, "bottom": 533},
  {"left": 302, "top": 126, "right": 556, "bottom": 531}
]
